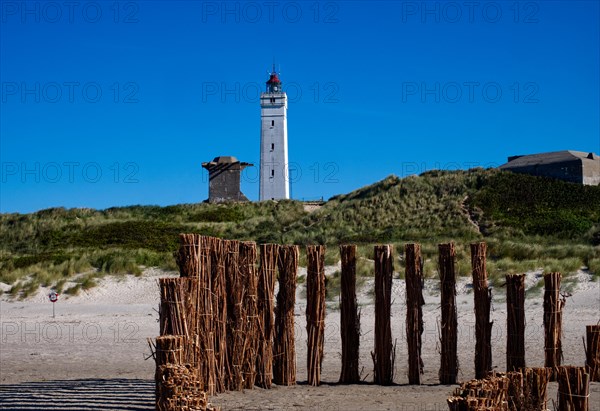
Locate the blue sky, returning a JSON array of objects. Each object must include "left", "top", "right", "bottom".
[{"left": 1, "top": 0, "right": 599, "bottom": 213}]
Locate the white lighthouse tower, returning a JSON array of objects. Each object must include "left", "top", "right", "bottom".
[{"left": 259, "top": 66, "right": 289, "bottom": 201}]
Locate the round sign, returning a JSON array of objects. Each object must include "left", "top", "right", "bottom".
[{"left": 48, "top": 292, "right": 59, "bottom": 303}]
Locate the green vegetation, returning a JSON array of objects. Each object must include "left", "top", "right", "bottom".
[{"left": 1, "top": 168, "right": 598, "bottom": 299}]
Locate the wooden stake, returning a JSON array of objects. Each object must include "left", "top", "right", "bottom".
[
  {"left": 306, "top": 245, "right": 326, "bottom": 386},
  {"left": 544, "top": 272, "right": 564, "bottom": 380},
  {"left": 339, "top": 244, "right": 361, "bottom": 384},
  {"left": 273, "top": 245, "right": 298, "bottom": 386},
  {"left": 506, "top": 274, "right": 526, "bottom": 372},
  {"left": 471, "top": 241, "right": 493, "bottom": 379},
  {"left": 405, "top": 243, "right": 424, "bottom": 385},
  {"left": 372, "top": 244, "right": 395, "bottom": 385},
  {"left": 438, "top": 243, "right": 458, "bottom": 384}
]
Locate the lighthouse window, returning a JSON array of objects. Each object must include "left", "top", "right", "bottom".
[
  {"left": 271, "top": 143, "right": 274, "bottom": 150},
  {"left": 271, "top": 120, "right": 274, "bottom": 127},
  {"left": 271, "top": 170, "right": 275, "bottom": 177}
]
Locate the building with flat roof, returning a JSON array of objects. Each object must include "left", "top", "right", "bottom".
[
  {"left": 499, "top": 150, "right": 599, "bottom": 185},
  {"left": 202, "top": 156, "right": 253, "bottom": 203}
]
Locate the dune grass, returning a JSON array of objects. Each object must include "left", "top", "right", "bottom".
[{"left": 1, "top": 169, "right": 598, "bottom": 299}]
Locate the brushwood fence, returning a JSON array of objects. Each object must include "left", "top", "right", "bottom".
[{"left": 150, "top": 235, "right": 592, "bottom": 410}]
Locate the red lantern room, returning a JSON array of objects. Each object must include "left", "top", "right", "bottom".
[{"left": 266, "top": 66, "right": 281, "bottom": 93}]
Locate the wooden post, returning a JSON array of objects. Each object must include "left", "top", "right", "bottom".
[
  {"left": 273, "top": 244, "right": 298, "bottom": 386},
  {"left": 586, "top": 325, "right": 600, "bottom": 382},
  {"left": 438, "top": 243, "right": 458, "bottom": 384},
  {"left": 506, "top": 274, "right": 526, "bottom": 372},
  {"left": 339, "top": 244, "right": 361, "bottom": 384},
  {"left": 372, "top": 244, "right": 395, "bottom": 385},
  {"left": 306, "top": 245, "right": 326, "bottom": 386},
  {"left": 471, "top": 242, "right": 492, "bottom": 379},
  {"left": 543, "top": 272, "right": 564, "bottom": 379},
  {"left": 256, "top": 243, "right": 278, "bottom": 388},
  {"left": 405, "top": 243, "right": 424, "bottom": 385},
  {"left": 240, "top": 241, "right": 258, "bottom": 389}
]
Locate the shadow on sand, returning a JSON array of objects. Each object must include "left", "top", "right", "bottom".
[{"left": 0, "top": 378, "right": 154, "bottom": 410}]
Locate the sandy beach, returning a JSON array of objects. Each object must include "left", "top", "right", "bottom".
[{"left": 1, "top": 267, "right": 599, "bottom": 410}]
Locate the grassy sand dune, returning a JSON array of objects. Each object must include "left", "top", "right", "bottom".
[{"left": 1, "top": 169, "right": 598, "bottom": 300}]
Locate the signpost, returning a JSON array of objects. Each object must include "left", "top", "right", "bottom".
[{"left": 48, "top": 291, "right": 59, "bottom": 318}]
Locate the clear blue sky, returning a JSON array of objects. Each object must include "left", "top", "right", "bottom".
[{"left": 1, "top": 0, "right": 599, "bottom": 213}]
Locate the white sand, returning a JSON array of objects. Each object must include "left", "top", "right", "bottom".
[{"left": 0, "top": 267, "right": 599, "bottom": 410}]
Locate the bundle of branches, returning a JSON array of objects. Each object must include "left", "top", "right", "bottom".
[
  {"left": 224, "top": 240, "right": 244, "bottom": 391},
  {"left": 154, "top": 335, "right": 218, "bottom": 411},
  {"left": 256, "top": 243, "right": 279, "bottom": 388},
  {"left": 543, "top": 272, "right": 564, "bottom": 379},
  {"left": 159, "top": 278, "right": 189, "bottom": 337},
  {"left": 506, "top": 274, "right": 526, "bottom": 372},
  {"left": 197, "top": 235, "right": 216, "bottom": 395},
  {"left": 505, "top": 367, "right": 551, "bottom": 411},
  {"left": 339, "top": 244, "right": 361, "bottom": 384},
  {"left": 447, "top": 373, "right": 509, "bottom": 410},
  {"left": 585, "top": 325, "right": 600, "bottom": 382},
  {"left": 306, "top": 245, "right": 326, "bottom": 386},
  {"left": 158, "top": 277, "right": 200, "bottom": 369},
  {"left": 154, "top": 335, "right": 185, "bottom": 371},
  {"left": 471, "top": 242, "right": 492, "bottom": 379},
  {"left": 506, "top": 371, "right": 524, "bottom": 411},
  {"left": 240, "top": 241, "right": 258, "bottom": 389},
  {"left": 273, "top": 245, "right": 298, "bottom": 386},
  {"left": 557, "top": 366, "right": 590, "bottom": 411},
  {"left": 372, "top": 244, "right": 395, "bottom": 385},
  {"left": 209, "top": 237, "right": 227, "bottom": 394},
  {"left": 156, "top": 363, "right": 220, "bottom": 411},
  {"left": 177, "top": 233, "right": 201, "bottom": 278},
  {"left": 156, "top": 364, "right": 204, "bottom": 411},
  {"left": 405, "top": 243, "right": 424, "bottom": 385},
  {"left": 438, "top": 243, "right": 458, "bottom": 385}
]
